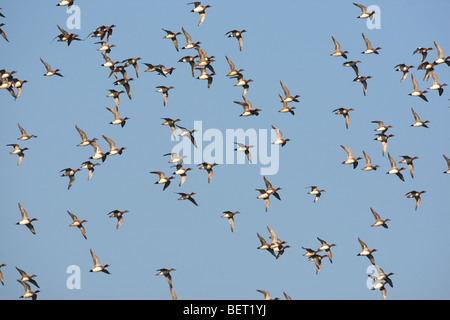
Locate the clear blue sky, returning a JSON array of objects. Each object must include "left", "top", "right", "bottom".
[{"left": 1, "top": 0, "right": 449, "bottom": 300}]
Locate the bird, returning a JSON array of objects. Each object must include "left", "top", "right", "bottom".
[
  {"left": 181, "top": 27, "right": 201, "bottom": 49},
  {"left": 443, "top": 155, "right": 450, "bottom": 174},
  {"left": 176, "top": 192, "right": 198, "bottom": 206},
  {"left": 263, "top": 176, "right": 282, "bottom": 200},
  {"left": 375, "top": 266, "right": 395, "bottom": 288},
  {"left": 113, "top": 77, "right": 133, "bottom": 100},
  {"left": 225, "top": 55, "right": 244, "bottom": 77},
  {"left": 40, "top": 58, "right": 63, "bottom": 77},
  {"left": 121, "top": 57, "right": 141, "bottom": 78},
  {"left": 315, "top": 237, "right": 336, "bottom": 264},
  {"left": 343, "top": 60, "right": 361, "bottom": 77},
  {"left": 67, "top": 210, "right": 87, "bottom": 239},
  {"left": 221, "top": 211, "right": 239, "bottom": 232},
  {"left": 370, "top": 207, "right": 390, "bottom": 229},
  {"left": 56, "top": 0, "right": 74, "bottom": 9},
  {"left": 0, "top": 23, "right": 9, "bottom": 42},
  {"left": 89, "top": 141, "right": 108, "bottom": 162},
  {"left": 198, "top": 162, "right": 218, "bottom": 183},
  {"left": 371, "top": 120, "right": 392, "bottom": 133},
  {"left": 307, "top": 186, "right": 325, "bottom": 203},
  {"left": 172, "top": 164, "right": 192, "bottom": 187},
  {"left": 256, "top": 289, "right": 278, "bottom": 300},
  {"left": 178, "top": 56, "right": 198, "bottom": 77},
  {"left": 107, "top": 210, "right": 129, "bottom": 229},
  {"left": 257, "top": 233, "right": 276, "bottom": 257},
  {"left": 150, "top": 171, "right": 174, "bottom": 191},
  {"left": 405, "top": 190, "right": 426, "bottom": 211},
  {"left": 156, "top": 268, "right": 177, "bottom": 300},
  {"left": 162, "top": 28, "right": 182, "bottom": 51},
  {"left": 80, "top": 161, "right": 100, "bottom": 181},
  {"left": 361, "top": 33, "right": 381, "bottom": 54},
  {"left": 234, "top": 142, "right": 254, "bottom": 163},
  {"left": 188, "top": 2, "right": 211, "bottom": 26},
  {"left": 156, "top": 86, "right": 175, "bottom": 107},
  {"left": 256, "top": 189, "right": 271, "bottom": 212},
  {"left": 161, "top": 118, "right": 181, "bottom": 139},
  {"left": 267, "top": 226, "right": 286, "bottom": 253},
  {"left": 357, "top": 238, "right": 377, "bottom": 265},
  {"left": 60, "top": 168, "right": 81, "bottom": 190},
  {"left": 330, "top": 36, "right": 348, "bottom": 59},
  {"left": 17, "top": 280, "right": 39, "bottom": 300},
  {"left": 106, "top": 89, "right": 125, "bottom": 109},
  {"left": 177, "top": 125, "right": 197, "bottom": 148},
  {"left": 368, "top": 275, "right": 387, "bottom": 300},
  {"left": 427, "top": 73, "right": 447, "bottom": 96},
  {"left": 75, "top": 125, "right": 97, "bottom": 147},
  {"left": 308, "top": 254, "right": 328, "bottom": 275},
  {"left": 278, "top": 96, "right": 296, "bottom": 115},
  {"left": 103, "top": 135, "right": 126, "bottom": 157},
  {"left": 374, "top": 132, "right": 394, "bottom": 157},
  {"left": 89, "top": 249, "right": 110, "bottom": 274},
  {"left": 394, "top": 64, "right": 414, "bottom": 82},
  {"left": 106, "top": 107, "right": 129, "bottom": 127},
  {"left": 17, "top": 123, "right": 37, "bottom": 141},
  {"left": 196, "top": 67, "right": 215, "bottom": 88},
  {"left": 333, "top": 107, "right": 354, "bottom": 129},
  {"left": 231, "top": 73, "right": 253, "bottom": 96},
  {"left": 52, "top": 24, "right": 81, "bottom": 46},
  {"left": 353, "top": 3, "right": 376, "bottom": 19},
  {"left": 410, "top": 107, "right": 429, "bottom": 128},
  {"left": 413, "top": 47, "right": 433, "bottom": 64},
  {"left": 361, "top": 151, "right": 379, "bottom": 171},
  {"left": 164, "top": 152, "right": 188, "bottom": 164},
  {"left": 340, "top": 145, "right": 361, "bottom": 169},
  {"left": 95, "top": 41, "right": 116, "bottom": 54},
  {"left": 409, "top": 74, "right": 428, "bottom": 102},
  {"left": 271, "top": 125, "right": 290, "bottom": 146},
  {"left": 353, "top": 75, "right": 372, "bottom": 96},
  {"left": 432, "top": 41, "right": 450, "bottom": 66},
  {"left": 301, "top": 247, "right": 317, "bottom": 257},
  {"left": 386, "top": 153, "right": 405, "bottom": 182},
  {"left": 11, "top": 78, "right": 28, "bottom": 101},
  {"left": 233, "top": 95, "right": 261, "bottom": 117},
  {"left": 16, "top": 267, "right": 39, "bottom": 288},
  {"left": 399, "top": 155, "right": 419, "bottom": 178},
  {"left": 0, "top": 264, "right": 5, "bottom": 286},
  {"left": 279, "top": 80, "right": 300, "bottom": 103},
  {"left": 226, "top": 29, "right": 246, "bottom": 51},
  {"left": 7, "top": 144, "right": 28, "bottom": 166}
]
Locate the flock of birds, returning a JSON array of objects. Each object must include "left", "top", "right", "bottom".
[{"left": 0, "top": 1, "right": 449, "bottom": 301}]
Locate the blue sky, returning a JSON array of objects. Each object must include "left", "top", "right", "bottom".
[{"left": 0, "top": 0, "right": 449, "bottom": 300}]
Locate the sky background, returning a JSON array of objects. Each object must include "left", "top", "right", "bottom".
[{"left": 0, "top": 0, "right": 449, "bottom": 300}]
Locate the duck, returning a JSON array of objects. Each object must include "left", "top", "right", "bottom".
[
  {"left": 60, "top": 168, "right": 81, "bottom": 190},
  {"left": 371, "top": 120, "right": 392, "bottom": 133},
  {"left": 340, "top": 145, "right": 361, "bottom": 169},
  {"left": 410, "top": 107, "right": 429, "bottom": 128},
  {"left": 278, "top": 96, "right": 296, "bottom": 115},
  {"left": 370, "top": 207, "right": 390, "bottom": 228},
  {"left": 188, "top": 2, "right": 211, "bottom": 26},
  {"left": 7, "top": 144, "right": 28, "bottom": 166},
  {"left": 156, "top": 86, "right": 175, "bottom": 107},
  {"left": 196, "top": 67, "right": 214, "bottom": 88},
  {"left": 57, "top": 0, "right": 74, "bottom": 8},
  {"left": 375, "top": 266, "right": 394, "bottom": 288},
  {"left": 427, "top": 73, "right": 447, "bottom": 96},
  {"left": 107, "top": 210, "right": 129, "bottom": 229},
  {"left": 266, "top": 226, "right": 285, "bottom": 252},
  {"left": 121, "top": 57, "right": 141, "bottom": 78},
  {"left": 162, "top": 28, "right": 182, "bottom": 51},
  {"left": 353, "top": 75, "right": 372, "bottom": 96},
  {"left": 10, "top": 78, "right": 27, "bottom": 101},
  {"left": 361, "top": 33, "right": 381, "bottom": 54},
  {"left": 172, "top": 164, "right": 192, "bottom": 187},
  {"left": 333, "top": 107, "right": 354, "bottom": 129},
  {"left": 308, "top": 254, "right": 328, "bottom": 275},
  {"left": 89, "top": 141, "right": 108, "bottom": 162},
  {"left": 271, "top": 125, "right": 290, "bottom": 146},
  {"left": 102, "top": 57, "right": 122, "bottom": 71},
  {"left": 315, "top": 237, "right": 336, "bottom": 264},
  {"left": 368, "top": 275, "right": 387, "bottom": 300},
  {"left": 198, "top": 162, "right": 218, "bottom": 183},
  {"left": 178, "top": 56, "right": 198, "bottom": 77},
  {"left": 109, "top": 64, "right": 128, "bottom": 79},
  {"left": 307, "top": 186, "right": 325, "bottom": 203},
  {"left": 16, "top": 203, "right": 37, "bottom": 235},
  {"left": 80, "top": 161, "right": 100, "bottom": 180},
  {"left": 106, "top": 89, "right": 125, "bottom": 109},
  {"left": 150, "top": 171, "right": 174, "bottom": 191},
  {"left": 413, "top": 47, "right": 433, "bottom": 64},
  {"left": 394, "top": 64, "right": 414, "bottom": 82},
  {"left": 343, "top": 60, "right": 361, "bottom": 77},
  {"left": 53, "top": 25, "right": 81, "bottom": 46},
  {"left": 89, "top": 249, "right": 110, "bottom": 274},
  {"left": 234, "top": 142, "right": 254, "bottom": 163},
  {"left": 161, "top": 117, "right": 181, "bottom": 139},
  {"left": 106, "top": 107, "right": 129, "bottom": 127},
  {"left": 399, "top": 155, "right": 418, "bottom": 178},
  {"left": 374, "top": 132, "right": 394, "bottom": 157},
  {"left": 16, "top": 267, "right": 39, "bottom": 288},
  {"left": 256, "top": 189, "right": 271, "bottom": 212},
  {"left": 176, "top": 125, "right": 197, "bottom": 148},
  {"left": 176, "top": 192, "right": 198, "bottom": 206},
  {"left": 156, "top": 65, "right": 176, "bottom": 77},
  {"left": 256, "top": 232, "right": 276, "bottom": 257},
  {"left": 256, "top": 290, "right": 278, "bottom": 300},
  {"left": 405, "top": 190, "right": 426, "bottom": 211},
  {"left": 443, "top": 154, "right": 450, "bottom": 174},
  {"left": 357, "top": 238, "right": 377, "bottom": 265},
  {"left": 233, "top": 95, "right": 261, "bottom": 117},
  {"left": 0, "top": 23, "right": 8, "bottom": 42},
  {"left": 67, "top": 210, "right": 87, "bottom": 239},
  {"left": 103, "top": 135, "right": 125, "bottom": 156},
  {"left": 156, "top": 268, "right": 176, "bottom": 288},
  {"left": 279, "top": 80, "right": 300, "bottom": 103},
  {"left": 17, "top": 123, "right": 37, "bottom": 141},
  {"left": 164, "top": 152, "right": 187, "bottom": 164},
  {"left": 226, "top": 29, "right": 246, "bottom": 51},
  {"left": 301, "top": 247, "right": 317, "bottom": 257},
  {"left": 40, "top": 58, "right": 63, "bottom": 77},
  {"left": 95, "top": 41, "right": 116, "bottom": 54},
  {"left": 0, "top": 264, "right": 5, "bottom": 286},
  {"left": 386, "top": 153, "right": 405, "bottom": 182},
  {"left": 361, "top": 151, "right": 379, "bottom": 171},
  {"left": 113, "top": 77, "right": 133, "bottom": 100},
  {"left": 330, "top": 36, "right": 349, "bottom": 59},
  {"left": 221, "top": 211, "right": 239, "bottom": 232},
  {"left": 353, "top": 3, "right": 376, "bottom": 19},
  {"left": 17, "top": 280, "right": 39, "bottom": 300},
  {"left": 225, "top": 56, "right": 244, "bottom": 77},
  {"left": 231, "top": 74, "right": 253, "bottom": 96},
  {"left": 409, "top": 74, "right": 428, "bottom": 102},
  {"left": 263, "top": 176, "right": 281, "bottom": 200},
  {"left": 75, "top": 125, "right": 97, "bottom": 147},
  {"left": 432, "top": 41, "right": 450, "bottom": 66},
  {"left": 181, "top": 27, "right": 201, "bottom": 49}
]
